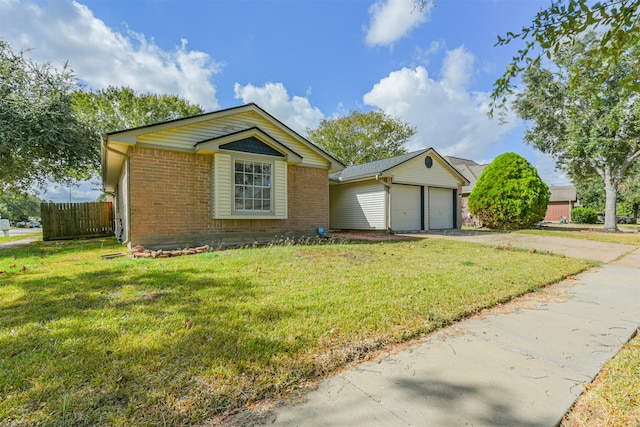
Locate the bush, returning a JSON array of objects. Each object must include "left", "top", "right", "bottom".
[
  {"left": 571, "top": 207, "right": 598, "bottom": 224},
  {"left": 468, "top": 152, "right": 550, "bottom": 229}
]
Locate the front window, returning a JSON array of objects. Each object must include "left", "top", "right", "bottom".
[{"left": 234, "top": 159, "right": 272, "bottom": 212}]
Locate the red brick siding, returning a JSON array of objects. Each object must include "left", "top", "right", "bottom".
[
  {"left": 544, "top": 201, "right": 572, "bottom": 222},
  {"left": 129, "top": 147, "right": 212, "bottom": 238},
  {"left": 128, "top": 147, "right": 329, "bottom": 248}
]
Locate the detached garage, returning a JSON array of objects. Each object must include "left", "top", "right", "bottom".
[{"left": 329, "top": 149, "right": 468, "bottom": 232}]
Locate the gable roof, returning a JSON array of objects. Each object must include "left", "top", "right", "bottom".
[
  {"left": 445, "top": 156, "right": 488, "bottom": 194},
  {"left": 549, "top": 185, "right": 577, "bottom": 202},
  {"left": 329, "top": 148, "right": 468, "bottom": 184},
  {"left": 102, "top": 103, "right": 344, "bottom": 191}
]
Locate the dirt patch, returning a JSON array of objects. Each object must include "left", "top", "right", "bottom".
[{"left": 329, "top": 231, "right": 411, "bottom": 242}]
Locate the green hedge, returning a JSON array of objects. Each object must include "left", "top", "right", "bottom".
[{"left": 571, "top": 207, "right": 598, "bottom": 224}]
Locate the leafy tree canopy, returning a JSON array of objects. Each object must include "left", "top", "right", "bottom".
[
  {"left": 513, "top": 33, "right": 640, "bottom": 230},
  {"left": 0, "top": 193, "right": 42, "bottom": 222},
  {"left": 0, "top": 41, "right": 98, "bottom": 194},
  {"left": 72, "top": 85, "right": 205, "bottom": 136},
  {"left": 307, "top": 109, "right": 415, "bottom": 166},
  {"left": 468, "top": 152, "right": 549, "bottom": 229},
  {"left": 490, "top": 0, "right": 640, "bottom": 112}
]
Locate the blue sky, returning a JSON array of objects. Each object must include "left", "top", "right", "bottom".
[{"left": 0, "top": 0, "right": 568, "bottom": 202}]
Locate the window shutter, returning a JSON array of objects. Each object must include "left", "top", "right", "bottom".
[
  {"left": 274, "top": 160, "right": 287, "bottom": 219},
  {"left": 214, "top": 153, "right": 232, "bottom": 218}
]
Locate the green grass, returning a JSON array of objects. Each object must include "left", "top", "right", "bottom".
[
  {"left": 516, "top": 228, "right": 640, "bottom": 246},
  {"left": 562, "top": 331, "right": 640, "bottom": 427},
  {"left": 0, "top": 238, "right": 594, "bottom": 426},
  {"left": 0, "top": 232, "right": 42, "bottom": 244}
]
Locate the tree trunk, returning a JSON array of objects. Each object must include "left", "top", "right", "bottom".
[{"left": 603, "top": 171, "right": 619, "bottom": 231}]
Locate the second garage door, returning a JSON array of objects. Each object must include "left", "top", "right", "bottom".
[{"left": 429, "top": 187, "right": 454, "bottom": 229}]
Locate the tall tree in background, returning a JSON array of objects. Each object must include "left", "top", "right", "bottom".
[
  {"left": 0, "top": 193, "right": 42, "bottom": 222},
  {"left": 307, "top": 110, "right": 415, "bottom": 166},
  {"left": 490, "top": 0, "right": 640, "bottom": 112},
  {"left": 0, "top": 41, "right": 97, "bottom": 194},
  {"left": 513, "top": 34, "right": 640, "bottom": 231},
  {"left": 72, "top": 86, "right": 204, "bottom": 135}
]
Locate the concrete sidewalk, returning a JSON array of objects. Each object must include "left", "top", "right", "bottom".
[{"left": 260, "top": 240, "right": 639, "bottom": 426}]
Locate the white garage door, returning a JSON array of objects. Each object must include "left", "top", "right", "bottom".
[
  {"left": 391, "top": 185, "right": 421, "bottom": 231},
  {"left": 429, "top": 187, "right": 454, "bottom": 229}
]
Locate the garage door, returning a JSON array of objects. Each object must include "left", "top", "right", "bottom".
[
  {"left": 429, "top": 187, "right": 454, "bottom": 229},
  {"left": 391, "top": 185, "right": 421, "bottom": 231}
]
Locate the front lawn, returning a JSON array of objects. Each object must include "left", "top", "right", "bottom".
[{"left": 0, "top": 238, "right": 593, "bottom": 426}]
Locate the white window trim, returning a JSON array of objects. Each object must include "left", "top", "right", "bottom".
[
  {"left": 232, "top": 154, "right": 275, "bottom": 216},
  {"left": 212, "top": 151, "right": 287, "bottom": 220}
]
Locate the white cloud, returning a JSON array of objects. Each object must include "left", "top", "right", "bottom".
[
  {"left": 234, "top": 82, "right": 324, "bottom": 135},
  {"left": 40, "top": 177, "right": 103, "bottom": 203},
  {"left": 0, "top": 0, "right": 222, "bottom": 110},
  {"left": 366, "top": 0, "right": 430, "bottom": 47},
  {"left": 363, "top": 46, "right": 520, "bottom": 160}
]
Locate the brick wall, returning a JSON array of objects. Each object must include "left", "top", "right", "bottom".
[{"left": 128, "top": 147, "right": 329, "bottom": 248}]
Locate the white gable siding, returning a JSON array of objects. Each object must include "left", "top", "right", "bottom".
[
  {"left": 330, "top": 181, "right": 386, "bottom": 230},
  {"left": 392, "top": 153, "right": 460, "bottom": 188},
  {"left": 136, "top": 111, "right": 329, "bottom": 169}
]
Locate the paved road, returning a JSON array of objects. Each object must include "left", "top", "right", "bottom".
[
  {"left": 0, "top": 227, "right": 42, "bottom": 250},
  {"left": 242, "top": 233, "right": 639, "bottom": 427}
]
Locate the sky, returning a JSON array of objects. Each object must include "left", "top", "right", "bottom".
[{"left": 0, "top": 0, "right": 569, "bottom": 203}]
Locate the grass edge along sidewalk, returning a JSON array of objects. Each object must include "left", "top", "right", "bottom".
[
  {"left": 0, "top": 237, "right": 594, "bottom": 426},
  {"left": 561, "top": 329, "right": 640, "bottom": 426}
]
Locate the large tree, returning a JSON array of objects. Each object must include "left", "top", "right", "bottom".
[
  {"left": 0, "top": 193, "right": 42, "bottom": 222},
  {"left": 490, "top": 0, "right": 640, "bottom": 112},
  {"left": 306, "top": 110, "right": 415, "bottom": 166},
  {"left": 72, "top": 85, "right": 204, "bottom": 135},
  {"left": 513, "top": 34, "right": 640, "bottom": 231},
  {"left": 0, "top": 41, "right": 97, "bottom": 194},
  {"left": 468, "top": 152, "right": 549, "bottom": 229}
]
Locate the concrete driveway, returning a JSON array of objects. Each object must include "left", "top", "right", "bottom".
[{"left": 402, "top": 230, "right": 637, "bottom": 263}]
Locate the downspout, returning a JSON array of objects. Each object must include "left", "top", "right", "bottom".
[
  {"left": 375, "top": 174, "right": 392, "bottom": 232},
  {"left": 102, "top": 136, "right": 131, "bottom": 246}
]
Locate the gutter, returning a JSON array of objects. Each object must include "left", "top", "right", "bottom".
[{"left": 102, "top": 136, "right": 131, "bottom": 246}]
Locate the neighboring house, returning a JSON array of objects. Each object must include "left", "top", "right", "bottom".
[
  {"left": 329, "top": 149, "right": 469, "bottom": 232},
  {"left": 544, "top": 185, "right": 578, "bottom": 222},
  {"left": 102, "top": 103, "right": 343, "bottom": 249},
  {"left": 444, "top": 156, "right": 488, "bottom": 226},
  {"left": 445, "top": 156, "right": 578, "bottom": 224}
]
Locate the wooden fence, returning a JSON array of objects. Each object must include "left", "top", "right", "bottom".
[{"left": 41, "top": 202, "right": 114, "bottom": 241}]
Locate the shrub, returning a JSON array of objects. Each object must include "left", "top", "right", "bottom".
[
  {"left": 468, "top": 152, "right": 550, "bottom": 229},
  {"left": 571, "top": 207, "right": 598, "bottom": 224}
]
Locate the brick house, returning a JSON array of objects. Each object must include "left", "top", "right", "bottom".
[{"left": 102, "top": 103, "right": 343, "bottom": 249}]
